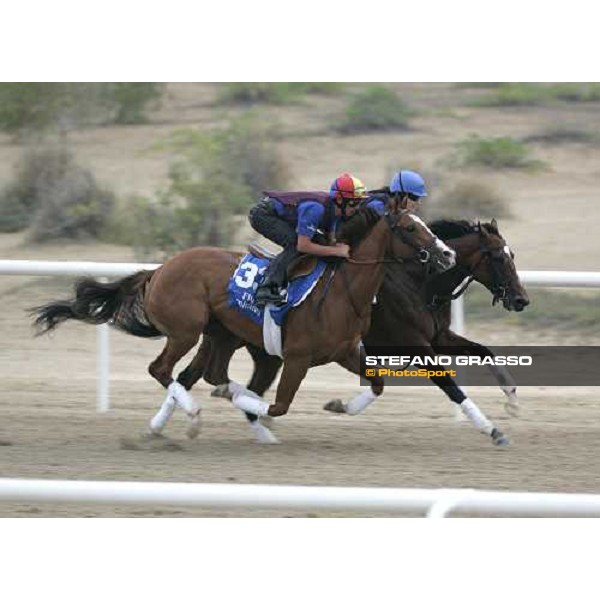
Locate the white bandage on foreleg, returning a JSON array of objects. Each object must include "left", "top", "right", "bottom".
[
  {"left": 345, "top": 389, "right": 378, "bottom": 416},
  {"left": 249, "top": 420, "right": 279, "bottom": 444},
  {"left": 150, "top": 395, "right": 177, "bottom": 433},
  {"left": 460, "top": 398, "right": 494, "bottom": 434},
  {"left": 232, "top": 393, "right": 270, "bottom": 417},
  {"left": 168, "top": 381, "right": 199, "bottom": 415}
]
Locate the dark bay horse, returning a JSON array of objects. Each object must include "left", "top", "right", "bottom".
[
  {"left": 31, "top": 208, "right": 456, "bottom": 440},
  {"left": 217, "top": 218, "right": 529, "bottom": 446}
]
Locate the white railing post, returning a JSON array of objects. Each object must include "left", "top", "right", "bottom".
[
  {"left": 97, "top": 324, "right": 110, "bottom": 413},
  {"left": 96, "top": 277, "right": 110, "bottom": 413}
]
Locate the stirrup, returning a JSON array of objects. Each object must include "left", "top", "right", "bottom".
[{"left": 256, "top": 286, "right": 288, "bottom": 307}]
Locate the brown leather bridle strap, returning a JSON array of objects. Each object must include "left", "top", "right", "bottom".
[{"left": 347, "top": 256, "right": 404, "bottom": 265}]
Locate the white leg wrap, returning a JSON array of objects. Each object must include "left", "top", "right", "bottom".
[
  {"left": 149, "top": 394, "right": 177, "bottom": 434},
  {"left": 168, "top": 381, "right": 199, "bottom": 416},
  {"left": 228, "top": 381, "right": 260, "bottom": 399},
  {"left": 232, "top": 393, "right": 270, "bottom": 417},
  {"left": 460, "top": 398, "right": 494, "bottom": 435},
  {"left": 249, "top": 420, "right": 280, "bottom": 444},
  {"left": 345, "top": 389, "right": 378, "bottom": 416}
]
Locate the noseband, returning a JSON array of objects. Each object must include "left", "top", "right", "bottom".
[{"left": 427, "top": 233, "right": 512, "bottom": 309}]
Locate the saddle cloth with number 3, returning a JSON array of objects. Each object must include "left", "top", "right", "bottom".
[{"left": 228, "top": 253, "right": 327, "bottom": 355}]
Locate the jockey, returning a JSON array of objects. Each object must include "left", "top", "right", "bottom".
[
  {"left": 249, "top": 173, "right": 369, "bottom": 306},
  {"left": 366, "top": 169, "right": 428, "bottom": 215}
]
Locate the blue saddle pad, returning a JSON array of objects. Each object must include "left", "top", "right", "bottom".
[{"left": 228, "top": 253, "right": 327, "bottom": 326}]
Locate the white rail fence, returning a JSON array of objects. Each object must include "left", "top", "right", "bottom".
[
  {"left": 2, "top": 259, "right": 600, "bottom": 413},
  {"left": 2, "top": 478, "right": 600, "bottom": 517}
]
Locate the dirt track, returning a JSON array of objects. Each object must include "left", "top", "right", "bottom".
[{"left": 2, "top": 279, "right": 600, "bottom": 517}]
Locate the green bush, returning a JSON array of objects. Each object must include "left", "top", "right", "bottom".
[
  {"left": 0, "top": 83, "right": 164, "bottom": 137},
  {"left": 115, "top": 113, "right": 291, "bottom": 259},
  {"left": 425, "top": 180, "right": 512, "bottom": 221},
  {"left": 337, "top": 85, "right": 412, "bottom": 134},
  {"left": 0, "top": 83, "right": 75, "bottom": 136},
  {"left": 0, "top": 146, "right": 114, "bottom": 240},
  {"left": 452, "top": 135, "right": 545, "bottom": 169},
  {"left": 524, "top": 125, "right": 600, "bottom": 145},
  {"left": 219, "top": 82, "right": 343, "bottom": 105},
  {"left": 547, "top": 82, "right": 600, "bottom": 102},
  {"left": 473, "top": 83, "right": 548, "bottom": 106},
  {"left": 109, "top": 83, "right": 165, "bottom": 124},
  {"left": 473, "top": 83, "right": 600, "bottom": 107}
]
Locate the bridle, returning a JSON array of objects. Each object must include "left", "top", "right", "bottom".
[
  {"left": 347, "top": 211, "right": 440, "bottom": 267},
  {"left": 428, "top": 228, "right": 512, "bottom": 308}
]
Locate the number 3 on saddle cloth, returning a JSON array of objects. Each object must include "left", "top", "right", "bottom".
[{"left": 228, "top": 253, "right": 327, "bottom": 357}]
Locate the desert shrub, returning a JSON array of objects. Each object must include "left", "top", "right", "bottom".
[
  {"left": 424, "top": 180, "right": 512, "bottom": 221},
  {"left": 116, "top": 113, "right": 291, "bottom": 259},
  {"left": 472, "top": 83, "right": 548, "bottom": 106},
  {"left": 451, "top": 135, "right": 545, "bottom": 169},
  {"left": 337, "top": 85, "right": 412, "bottom": 134},
  {"left": 547, "top": 83, "right": 600, "bottom": 102},
  {"left": 473, "top": 83, "right": 600, "bottom": 107},
  {"left": 524, "top": 125, "right": 600, "bottom": 145},
  {"left": 219, "top": 82, "right": 343, "bottom": 105},
  {"left": 0, "top": 146, "right": 114, "bottom": 240},
  {"left": 0, "top": 83, "right": 164, "bottom": 137},
  {"left": 108, "top": 83, "right": 165, "bottom": 124}
]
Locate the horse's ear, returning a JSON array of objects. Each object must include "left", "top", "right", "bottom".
[{"left": 491, "top": 217, "right": 498, "bottom": 230}]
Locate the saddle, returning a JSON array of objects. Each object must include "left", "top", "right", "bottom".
[{"left": 247, "top": 243, "right": 319, "bottom": 281}]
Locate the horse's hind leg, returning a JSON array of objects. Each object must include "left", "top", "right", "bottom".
[
  {"left": 176, "top": 334, "right": 214, "bottom": 391},
  {"left": 148, "top": 332, "right": 202, "bottom": 438},
  {"left": 323, "top": 344, "right": 384, "bottom": 415}
]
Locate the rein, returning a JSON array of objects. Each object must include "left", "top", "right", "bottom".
[{"left": 427, "top": 237, "right": 508, "bottom": 309}]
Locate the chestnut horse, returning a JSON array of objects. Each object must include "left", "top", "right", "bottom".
[
  {"left": 31, "top": 208, "right": 455, "bottom": 440},
  {"left": 211, "top": 219, "right": 529, "bottom": 446}
]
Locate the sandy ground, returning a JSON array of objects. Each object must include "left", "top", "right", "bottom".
[
  {"left": 1, "top": 84, "right": 600, "bottom": 516},
  {"left": 1, "top": 273, "right": 600, "bottom": 517}
]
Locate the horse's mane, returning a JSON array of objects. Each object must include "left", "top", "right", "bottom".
[
  {"left": 428, "top": 219, "right": 500, "bottom": 240},
  {"left": 337, "top": 207, "right": 381, "bottom": 246}
]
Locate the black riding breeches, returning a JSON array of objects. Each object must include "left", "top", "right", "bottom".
[{"left": 249, "top": 199, "right": 299, "bottom": 288}]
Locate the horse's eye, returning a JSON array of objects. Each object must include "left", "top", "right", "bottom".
[{"left": 406, "top": 225, "right": 416, "bottom": 233}]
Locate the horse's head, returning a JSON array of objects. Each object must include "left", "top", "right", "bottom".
[
  {"left": 469, "top": 219, "right": 529, "bottom": 312},
  {"left": 387, "top": 210, "right": 456, "bottom": 274}
]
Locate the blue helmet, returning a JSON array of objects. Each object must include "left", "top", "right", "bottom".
[{"left": 389, "top": 170, "right": 427, "bottom": 197}]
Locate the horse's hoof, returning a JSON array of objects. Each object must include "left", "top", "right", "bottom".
[
  {"left": 250, "top": 421, "right": 280, "bottom": 444},
  {"left": 143, "top": 429, "right": 164, "bottom": 440},
  {"left": 504, "top": 402, "right": 520, "bottom": 418},
  {"left": 323, "top": 399, "right": 346, "bottom": 414},
  {"left": 491, "top": 428, "right": 510, "bottom": 447},
  {"left": 211, "top": 384, "right": 233, "bottom": 400}
]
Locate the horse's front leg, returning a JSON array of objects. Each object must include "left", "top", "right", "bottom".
[
  {"left": 429, "top": 372, "right": 509, "bottom": 447},
  {"left": 231, "top": 357, "right": 310, "bottom": 422},
  {"left": 323, "top": 343, "right": 384, "bottom": 415},
  {"left": 434, "top": 330, "right": 519, "bottom": 417}
]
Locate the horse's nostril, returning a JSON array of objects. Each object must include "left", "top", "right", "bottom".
[
  {"left": 443, "top": 250, "right": 453, "bottom": 257},
  {"left": 513, "top": 297, "right": 529, "bottom": 311}
]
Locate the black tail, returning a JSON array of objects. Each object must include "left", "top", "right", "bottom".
[{"left": 30, "top": 270, "right": 163, "bottom": 338}]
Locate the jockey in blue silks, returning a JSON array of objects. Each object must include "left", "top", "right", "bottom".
[
  {"left": 248, "top": 173, "right": 369, "bottom": 306},
  {"left": 365, "top": 169, "right": 428, "bottom": 216}
]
